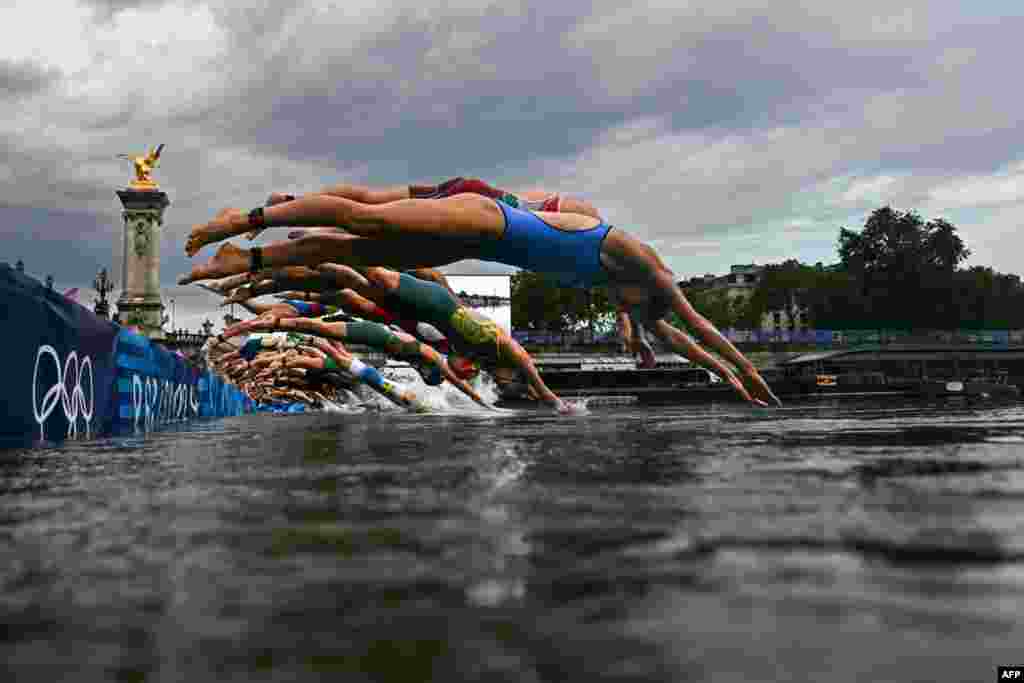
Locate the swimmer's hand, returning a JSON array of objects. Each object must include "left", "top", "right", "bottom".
[
  {"left": 725, "top": 374, "right": 770, "bottom": 408},
  {"left": 740, "top": 368, "right": 782, "bottom": 407}
]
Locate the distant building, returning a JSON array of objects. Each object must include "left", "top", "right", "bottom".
[
  {"left": 681, "top": 264, "right": 762, "bottom": 306},
  {"left": 681, "top": 264, "right": 809, "bottom": 332},
  {"left": 445, "top": 273, "right": 512, "bottom": 332}
]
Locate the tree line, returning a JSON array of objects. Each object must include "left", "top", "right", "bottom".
[{"left": 512, "top": 207, "right": 1024, "bottom": 332}]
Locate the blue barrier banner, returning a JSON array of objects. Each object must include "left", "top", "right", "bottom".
[
  {"left": 114, "top": 328, "right": 253, "bottom": 432},
  {"left": 1, "top": 265, "right": 120, "bottom": 445},
  {"left": 113, "top": 328, "right": 202, "bottom": 432},
  {"left": 0, "top": 264, "right": 252, "bottom": 446}
]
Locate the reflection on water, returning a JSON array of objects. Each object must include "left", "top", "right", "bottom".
[{"left": 2, "top": 399, "right": 1024, "bottom": 681}]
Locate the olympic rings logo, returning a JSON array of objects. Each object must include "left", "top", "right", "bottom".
[{"left": 32, "top": 345, "right": 94, "bottom": 441}]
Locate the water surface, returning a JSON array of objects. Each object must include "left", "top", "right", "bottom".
[{"left": 2, "top": 398, "right": 1023, "bottom": 681}]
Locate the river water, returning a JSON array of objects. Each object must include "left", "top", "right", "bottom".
[{"left": 2, "top": 398, "right": 1023, "bottom": 682}]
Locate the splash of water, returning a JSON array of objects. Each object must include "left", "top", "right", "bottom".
[
  {"left": 319, "top": 390, "right": 366, "bottom": 414},
  {"left": 378, "top": 364, "right": 506, "bottom": 415}
]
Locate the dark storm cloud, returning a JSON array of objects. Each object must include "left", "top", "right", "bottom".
[
  {"left": 0, "top": 205, "right": 119, "bottom": 285},
  {"left": 0, "top": 59, "right": 60, "bottom": 100},
  {"left": 4, "top": 0, "right": 1024, "bottom": 288},
  {"left": 161, "top": 0, "right": 1023, "bottom": 201},
  {"left": 175, "top": 1, "right": 621, "bottom": 179}
]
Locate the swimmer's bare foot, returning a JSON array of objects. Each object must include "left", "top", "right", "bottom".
[
  {"left": 178, "top": 242, "right": 250, "bottom": 285},
  {"left": 186, "top": 208, "right": 247, "bottom": 256}
]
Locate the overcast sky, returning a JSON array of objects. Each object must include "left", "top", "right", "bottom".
[{"left": 2, "top": 1, "right": 1022, "bottom": 332}]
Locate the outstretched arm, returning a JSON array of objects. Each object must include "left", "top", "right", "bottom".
[
  {"left": 650, "top": 320, "right": 768, "bottom": 407},
  {"left": 520, "top": 356, "right": 571, "bottom": 414},
  {"left": 419, "top": 345, "right": 490, "bottom": 409},
  {"left": 651, "top": 271, "right": 780, "bottom": 406},
  {"left": 313, "top": 338, "right": 427, "bottom": 412},
  {"left": 502, "top": 339, "right": 570, "bottom": 413}
]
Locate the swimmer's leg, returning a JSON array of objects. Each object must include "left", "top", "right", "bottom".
[{"left": 185, "top": 193, "right": 502, "bottom": 256}]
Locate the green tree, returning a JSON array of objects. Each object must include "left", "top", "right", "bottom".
[
  {"left": 680, "top": 287, "right": 742, "bottom": 330},
  {"left": 511, "top": 271, "right": 616, "bottom": 332},
  {"left": 835, "top": 207, "right": 972, "bottom": 328},
  {"left": 740, "top": 260, "right": 820, "bottom": 329}
]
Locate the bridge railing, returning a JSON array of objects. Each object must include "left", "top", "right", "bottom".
[{"left": 511, "top": 328, "right": 1024, "bottom": 348}]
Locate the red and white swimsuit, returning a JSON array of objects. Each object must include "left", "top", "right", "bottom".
[{"left": 410, "top": 177, "right": 560, "bottom": 213}]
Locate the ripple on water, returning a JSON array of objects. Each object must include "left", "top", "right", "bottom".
[{"left": 2, "top": 400, "right": 1024, "bottom": 680}]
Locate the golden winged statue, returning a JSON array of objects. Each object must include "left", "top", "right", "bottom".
[{"left": 118, "top": 143, "right": 165, "bottom": 188}]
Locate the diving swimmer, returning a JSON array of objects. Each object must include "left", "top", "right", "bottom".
[{"left": 182, "top": 193, "right": 779, "bottom": 406}]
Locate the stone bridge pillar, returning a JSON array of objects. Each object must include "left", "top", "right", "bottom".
[{"left": 116, "top": 188, "right": 170, "bottom": 339}]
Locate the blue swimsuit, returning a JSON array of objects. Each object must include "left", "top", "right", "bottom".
[{"left": 476, "top": 201, "right": 613, "bottom": 288}]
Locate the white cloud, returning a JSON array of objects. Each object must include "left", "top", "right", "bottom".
[
  {"left": 0, "top": 2, "right": 95, "bottom": 73},
  {"left": 4, "top": 0, "right": 1024, "bottom": 293},
  {"left": 926, "top": 161, "right": 1024, "bottom": 210},
  {"left": 841, "top": 175, "right": 902, "bottom": 204},
  {"left": 957, "top": 203, "right": 1024, "bottom": 275}
]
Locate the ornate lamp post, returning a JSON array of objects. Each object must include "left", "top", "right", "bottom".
[{"left": 93, "top": 268, "right": 114, "bottom": 319}]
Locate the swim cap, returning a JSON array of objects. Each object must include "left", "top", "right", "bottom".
[
  {"left": 450, "top": 308, "right": 499, "bottom": 348},
  {"left": 449, "top": 354, "right": 480, "bottom": 381}
]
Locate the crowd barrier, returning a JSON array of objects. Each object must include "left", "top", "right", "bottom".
[
  {"left": 511, "top": 328, "right": 1024, "bottom": 347},
  {"left": 1, "top": 264, "right": 253, "bottom": 446}
]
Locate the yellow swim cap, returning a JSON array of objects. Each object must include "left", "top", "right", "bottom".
[{"left": 450, "top": 308, "right": 499, "bottom": 349}]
